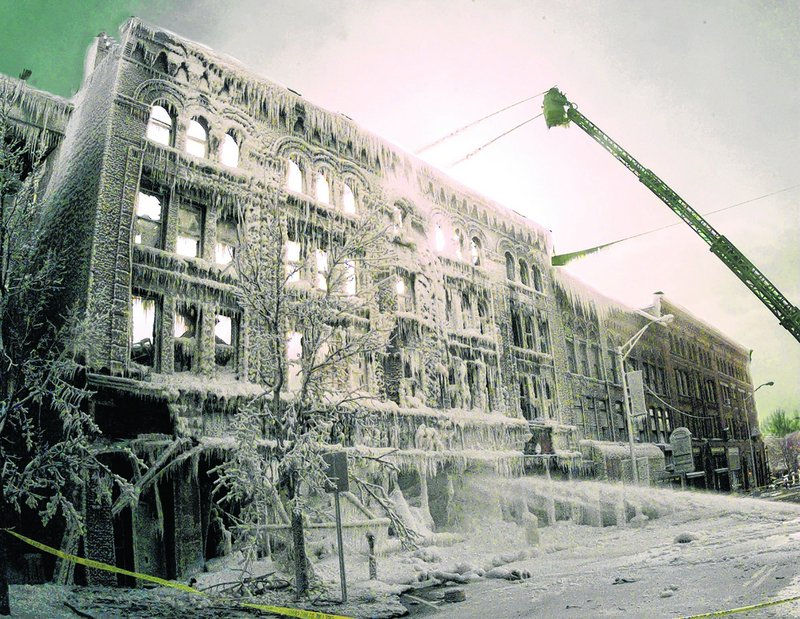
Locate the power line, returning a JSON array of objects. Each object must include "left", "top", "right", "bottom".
[
  {"left": 450, "top": 113, "right": 543, "bottom": 167},
  {"left": 645, "top": 386, "right": 716, "bottom": 420},
  {"left": 414, "top": 91, "right": 547, "bottom": 154},
  {"left": 552, "top": 182, "right": 800, "bottom": 266}
]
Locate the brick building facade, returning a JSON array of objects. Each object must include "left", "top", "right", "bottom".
[{"left": 1, "top": 19, "right": 765, "bottom": 581}]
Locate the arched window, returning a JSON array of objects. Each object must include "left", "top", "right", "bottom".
[
  {"left": 532, "top": 264, "right": 543, "bottom": 292},
  {"left": 186, "top": 118, "right": 208, "bottom": 158},
  {"left": 519, "top": 260, "right": 530, "bottom": 286},
  {"left": 146, "top": 104, "right": 173, "bottom": 146},
  {"left": 434, "top": 224, "right": 445, "bottom": 252},
  {"left": 342, "top": 183, "right": 356, "bottom": 214},
  {"left": 286, "top": 159, "right": 303, "bottom": 193},
  {"left": 452, "top": 229, "right": 464, "bottom": 260},
  {"left": 219, "top": 132, "right": 239, "bottom": 167},
  {"left": 505, "top": 252, "right": 515, "bottom": 281},
  {"left": 315, "top": 172, "right": 330, "bottom": 204},
  {"left": 470, "top": 237, "right": 482, "bottom": 266}
]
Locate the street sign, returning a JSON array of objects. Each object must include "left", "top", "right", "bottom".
[
  {"left": 627, "top": 371, "right": 647, "bottom": 417},
  {"left": 727, "top": 447, "right": 741, "bottom": 471},
  {"left": 323, "top": 451, "right": 349, "bottom": 493},
  {"left": 670, "top": 427, "right": 694, "bottom": 474},
  {"left": 322, "top": 451, "right": 349, "bottom": 603}
]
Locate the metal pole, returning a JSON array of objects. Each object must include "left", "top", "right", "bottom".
[
  {"left": 334, "top": 491, "right": 347, "bottom": 602},
  {"left": 617, "top": 346, "right": 639, "bottom": 484},
  {"left": 745, "top": 406, "right": 757, "bottom": 489}
]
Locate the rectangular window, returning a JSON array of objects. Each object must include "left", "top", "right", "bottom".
[
  {"left": 523, "top": 315, "right": 536, "bottom": 349},
  {"left": 538, "top": 318, "right": 550, "bottom": 354},
  {"left": 176, "top": 202, "right": 203, "bottom": 258},
  {"left": 511, "top": 310, "right": 523, "bottom": 348},
  {"left": 214, "top": 312, "right": 237, "bottom": 368},
  {"left": 174, "top": 302, "right": 198, "bottom": 372},
  {"left": 567, "top": 339, "right": 577, "bottom": 373},
  {"left": 130, "top": 294, "right": 157, "bottom": 366},
  {"left": 134, "top": 190, "right": 163, "bottom": 248},
  {"left": 215, "top": 215, "right": 237, "bottom": 266},
  {"left": 591, "top": 345, "right": 602, "bottom": 379}
]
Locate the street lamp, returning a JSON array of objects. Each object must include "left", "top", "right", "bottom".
[
  {"left": 744, "top": 380, "right": 774, "bottom": 489},
  {"left": 616, "top": 313, "right": 674, "bottom": 484}
]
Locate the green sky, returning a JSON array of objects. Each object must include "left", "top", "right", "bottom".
[{"left": 0, "top": 0, "right": 173, "bottom": 97}]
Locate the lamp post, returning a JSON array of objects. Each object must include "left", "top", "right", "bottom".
[
  {"left": 616, "top": 313, "right": 674, "bottom": 484},
  {"left": 743, "top": 381, "right": 773, "bottom": 489}
]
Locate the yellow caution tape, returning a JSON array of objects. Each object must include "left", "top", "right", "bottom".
[
  {"left": 678, "top": 594, "right": 800, "bottom": 618},
  {"left": 5, "top": 529, "right": 351, "bottom": 619}
]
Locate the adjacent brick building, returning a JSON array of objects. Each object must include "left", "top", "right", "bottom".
[{"left": 1, "top": 19, "right": 765, "bottom": 581}]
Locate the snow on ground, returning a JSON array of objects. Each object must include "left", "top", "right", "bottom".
[{"left": 10, "top": 476, "right": 800, "bottom": 618}]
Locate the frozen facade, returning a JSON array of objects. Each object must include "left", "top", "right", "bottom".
[{"left": 0, "top": 19, "right": 763, "bottom": 582}]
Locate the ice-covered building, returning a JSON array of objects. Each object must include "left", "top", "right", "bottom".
[{"left": 0, "top": 19, "right": 763, "bottom": 582}]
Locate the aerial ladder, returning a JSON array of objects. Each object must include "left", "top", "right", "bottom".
[{"left": 542, "top": 87, "right": 800, "bottom": 344}]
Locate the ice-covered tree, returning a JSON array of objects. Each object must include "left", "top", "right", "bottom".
[
  {"left": 211, "top": 195, "right": 395, "bottom": 596},
  {"left": 762, "top": 408, "right": 800, "bottom": 438},
  {"left": 0, "top": 80, "right": 128, "bottom": 615}
]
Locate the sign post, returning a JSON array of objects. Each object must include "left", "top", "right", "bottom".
[
  {"left": 323, "top": 452, "right": 349, "bottom": 603},
  {"left": 670, "top": 427, "right": 694, "bottom": 490}
]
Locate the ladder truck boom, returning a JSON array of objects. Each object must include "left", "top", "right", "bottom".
[{"left": 542, "top": 87, "right": 800, "bottom": 344}]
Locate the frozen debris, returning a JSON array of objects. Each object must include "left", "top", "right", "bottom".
[
  {"left": 659, "top": 589, "right": 674, "bottom": 598},
  {"left": 444, "top": 588, "right": 466, "bottom": 603},
  {"left": 630, "top": 513, "right": 650, "bottom": 528},
  {"left": 674, "top": 532, "right": 698, "bottom": 544},
  {"left": 612, "top": 577, "right": 639, "bottom": 585},
  {"left": 412, "top": 547, "right": 442, "bottom": 563}
]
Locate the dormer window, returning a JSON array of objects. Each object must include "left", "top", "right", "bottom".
[
  {"left": 219, "top": 132, "right": 240, "bottom": 167},
  {"left": 286, "top": 159, "right": 303, "bottom": 193},
  {"left": 186, "top": 118, "right": 208, "bottom": 158},
  {"left": 146, "top": 104, "right": 173, "bottom": 146}
]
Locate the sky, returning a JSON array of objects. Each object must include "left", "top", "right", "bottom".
[{"left": 1, "top": 0, "right": 798, "bottom": 420}]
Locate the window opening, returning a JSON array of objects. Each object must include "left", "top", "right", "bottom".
[
  {"left": 287, "top": 331, "right": 302, "bottom": 390},
  {"left": 434, "top": 224, "right": 445, "bottom": 252},
  {"left": 315, "top": 248, "right": 328, "bottom": 290},
  {"left": 286, "top": 240, "right": 303, "bottom": 283},
  {"left": 215, "top": 215, "right": 237, "bottom": 266},
  {"left": 215, "top": 313, "right": 235, "bottom": 368},
  {"left": 176, "top": 202, "right": 203, "bottom": 258},
  {"left": 146, "top": 104, "right": 173, "bottom": 146},
  {"left": 519, "top": 260, "right": 530, "bottom": 286},
  {"left": 130, "top": 295, "right": 156, "bottom": 366},
  {"left": 470, "top": 237, "right": 482, "bottom": 266},
  {"left": 315, "top": 172, "right": 330, "bottom": 204},
  {"left": 342, "top": 183, "right": 356, "bottom": 214},
  {"left": 134, "top": 190, "right": 163, "bottom": 248},
  {"left": 174, "top": 303, "right": 198, "bottom": 372},
  {"left": 286, "top": 159, "right": 303, "bottom": 193},
  {"left": 342, "top": 259, "right": 357, "bottom": 296},
  {"left": 219, "top": 132, "right": 240, "bottom": 167},
  {"left": 505, "top": 252, "right": 515, "bottom": 280},
  {"left": 186, "top": 118, "right": 208, "bottom": 158}
]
